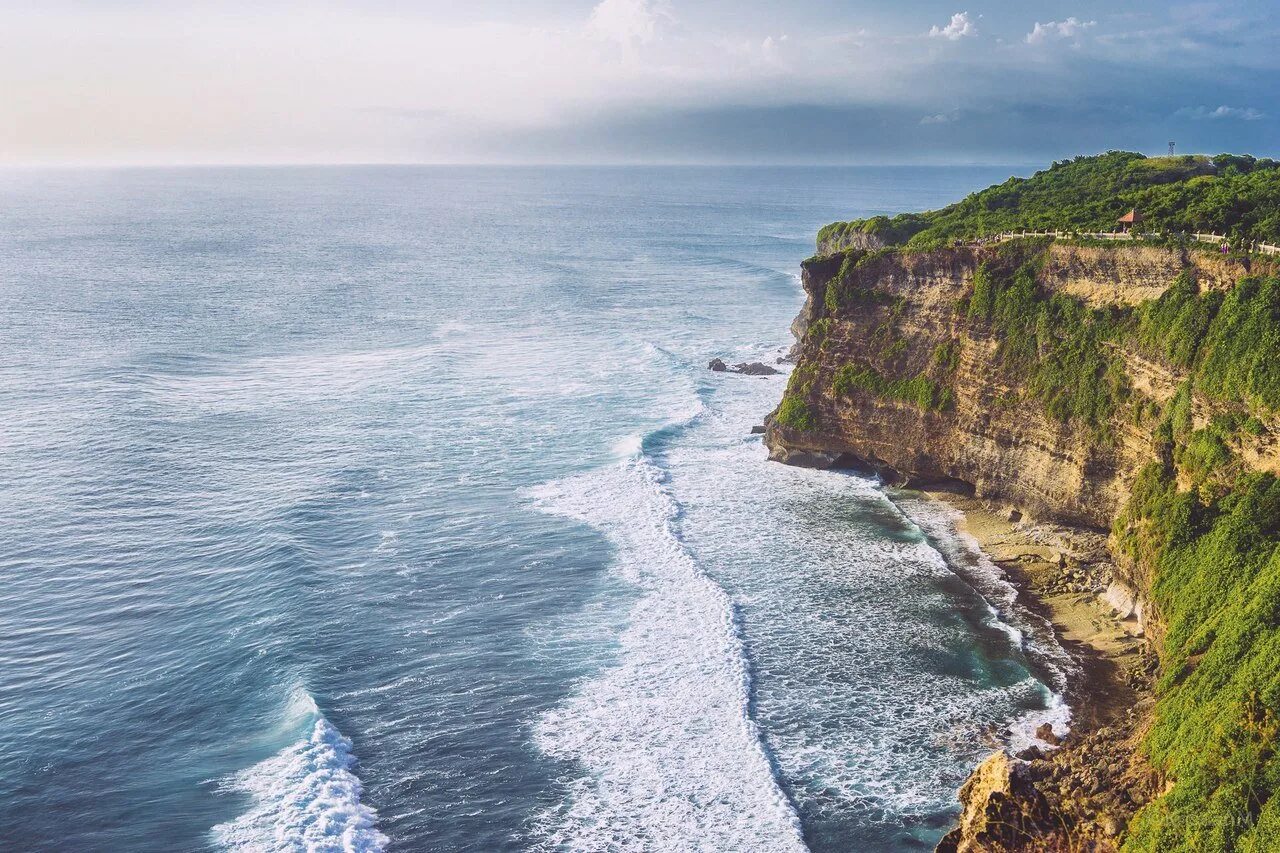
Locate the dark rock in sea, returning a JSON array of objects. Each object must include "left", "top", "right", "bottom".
[
  {"left": 750, "top": 425, "right": 767, "bottom": 434},
  {"left": 1035, "top": 723, "right": 1062, "bottom": 746},
  {"left": 732, "top": 361, "right": 780, "bottom": 376},
  {"left": 768, "top": 447, "right": 854, "bottom": 469},
  {"left": 708, "top": 358, "right": 728, "bottom": 372}
]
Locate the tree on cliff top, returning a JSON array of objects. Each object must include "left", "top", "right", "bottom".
[{"left": 818, "top": 151, "right": 1280, "bottom": 248}]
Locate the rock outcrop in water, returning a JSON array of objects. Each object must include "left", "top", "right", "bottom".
[
  {"left": 765, "top": 235, "right": 1280, "bottom": 850},
  {"left": 709, "top": 358, "right": 782, "bottom": 376},
  {"left": 733, "top": 361, "right": 780, "bottom": 376}
]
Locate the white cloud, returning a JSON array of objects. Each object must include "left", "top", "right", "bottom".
[
  {"left": 587, "top": 0, "right": 670, "bottom": 45},
  {"left": 929, "top": 12, "right": 975, "bottom": 41},
  {"left": 1026, "top": 17, "right": 1096, "bottom": 44},
  {"left": 1176, "top": 104, "right": 1266, "bottom": 121},
  {"left": 920, "top": 112, "right": 957, "bottom": 125},
  {"left": 760, "top": 34, "right": 789, "bottom": 65}
]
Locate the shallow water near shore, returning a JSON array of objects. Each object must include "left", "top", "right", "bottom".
[{"left": 0, "top": 164, "right": 1066, "bottom": 851}]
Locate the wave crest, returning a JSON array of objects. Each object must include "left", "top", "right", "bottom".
[{"left": 212, "top": 696, "right": 387, "bottom": 853}]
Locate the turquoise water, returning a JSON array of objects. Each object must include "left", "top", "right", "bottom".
[{"left": 0, "top": 166, "right": 1071, "bottom": 851}]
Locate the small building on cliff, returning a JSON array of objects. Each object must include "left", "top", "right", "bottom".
[{"left": 1116, "top": 209, "right": 1145, "bottom": 233}]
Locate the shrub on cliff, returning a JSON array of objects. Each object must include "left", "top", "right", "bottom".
[
  {"left": 1195, "top": 276, "right": 1280, "bottom": 410},
  {"left": 1120, "top": 469, "right": 1280, "bottom": 851},
  {"left": 831, "top": 363, "right": 952, "bottom": 411},
  {"left": 1137, "top": 271, "right": 1223, "bottom": 370},
  {"left": 817, "top": 214, "right": 928, "bottom": 252},
  {"left": 1136, "top": 273, "right": 1280, "bottom": 413},
  {"left": 774, "top": 395, "right": 816, "bottom": 431},
  {"left": 966, "top": 258, "right": 1132, "bottom": 436}
]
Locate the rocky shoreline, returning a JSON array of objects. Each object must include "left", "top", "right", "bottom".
[{"left": 916, "top": 491, "right": 1159, "bottom": 852}]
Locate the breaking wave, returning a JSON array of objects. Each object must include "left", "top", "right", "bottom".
[
  {"left": 212, "top": 690, "right": 387, "bottom": 853},
  {"left": 527, "top": 428, "right": 806, "bottom": 852}
]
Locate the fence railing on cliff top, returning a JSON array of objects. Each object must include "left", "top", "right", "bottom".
[{"left": 965, "top": 229, "right": 1280, "bottom": 257}]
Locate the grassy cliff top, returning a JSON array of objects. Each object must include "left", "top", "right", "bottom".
[{"left": 820, "top": 151, "right": 1280, "bottom": 249}]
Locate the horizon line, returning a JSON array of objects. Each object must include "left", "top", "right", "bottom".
[{"left": 0, "top": 159, "right": 1080, "bottom": 172}]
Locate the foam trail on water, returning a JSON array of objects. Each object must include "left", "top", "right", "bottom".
[
  {"left": 212, "top": 690, "right": 387, "bottom": 853},
  {"left": 894, "top": 496, "right": 1078, "bottom": 751},
  {"left": 528, "top": 437, "right": 806, "bottom": 852}
]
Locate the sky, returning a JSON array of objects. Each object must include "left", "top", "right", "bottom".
[{"left": 3, "top": 0, "right": 1278, "bottom": 165}]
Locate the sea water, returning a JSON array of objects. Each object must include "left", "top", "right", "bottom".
[{"left": 0, "top": 165, "right": 1068, "bottom": 851}]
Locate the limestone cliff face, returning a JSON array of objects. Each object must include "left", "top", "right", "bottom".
[{"left": 767, "top": 243, "right": 1270, "bottom": 532}]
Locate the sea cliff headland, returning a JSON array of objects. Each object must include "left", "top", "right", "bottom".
[{"left": 767, "top": 151, "right": 1280, "bottom": 850}]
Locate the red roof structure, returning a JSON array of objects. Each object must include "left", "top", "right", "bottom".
[{"left": 1117, "top": 208, "right": 1145, "bottom": 231}]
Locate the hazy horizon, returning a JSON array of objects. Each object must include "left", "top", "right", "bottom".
[{"left": 5, "top": 0, "right": 1278, "bottom": 166}]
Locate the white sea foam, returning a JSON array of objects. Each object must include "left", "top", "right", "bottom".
[
  {"left": 212, "top": 690, "right": 387, "bottom": 853},
  {"left": 894, "top": 497, "right": 1078, "bottom": 749},
  {"left": 528, "top": 446, "right": 806, "bottom": 852},
  {"left": 653, "top": 362, "right": 1082, "bottom": 835}
]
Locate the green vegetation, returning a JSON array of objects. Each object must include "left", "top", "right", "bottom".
[
  {"left": 931, "top": 340, "right": 960, "bottom": 373},
  {"left": 824, "top": 279, "right": 840, "bottom": 313},
  {"left": 1196, "top": 277, "right": 1280, "bottom": 410},
  {"left": 1178, "top": 416, "right": 1237, "bottom": 485},
  {"left": 831, "top": 363, "right": 953, "bottom": 411},
  {"left": 882, "top": 336, "right": 908, "bottom": 359},
  {"left": 823, "top": 249, "right": 895, "bottom": 311},
  {"left": 817, "top": 250, "right": 954, "bottom": 413},
  {"left": 965, "top": 258, "right": 1132, "bottom": 435},
  {"left": 818, "top": 213, "right": 927, "bottom": 250},
  {"left": 1137, "top": 271, "right": 1223, "bottom": 370},
  {"left": 774, "top": 395, "right": 816, "bottom": 431},
  {"left": 1112, "top": 289, "right": 1280, "bottom": 847},
  {"left": 1136, "top": 272, "right": 1280, "bottom": 411},
  {"left": 1115, "top": 467, "right": 1280, "bottom": 851},
  {"left": 818, "top": 151, "right": 1280, "bottom": 250},
  {"left": 775, "top": 363, "right": 819, "bottom": 431},
  {"left": 806, "top": 316, "right": 831, "bottom": 348}
]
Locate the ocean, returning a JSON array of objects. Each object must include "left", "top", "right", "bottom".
[{"left": 0, "top": 165, "right": 1071, "bottom": 851}]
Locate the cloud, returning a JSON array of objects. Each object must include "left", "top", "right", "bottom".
[
  {"left": 1026, "top": 17, "right": 1096, "bottom": 44},
  {"left": 3, "top": 2, "right": 1279, "bottom": 165},
  {"left": 757, "top": 34, "right": 788, "bottom": 57},
  {"left": 929, "top": 12, "right": 976, "bottom": 41},
  {"left": 587, "top": 0, "right": 670, "bottom": 45},
  {"left": 1176, "top": 104, "right": 1266, "bottom": 121}
]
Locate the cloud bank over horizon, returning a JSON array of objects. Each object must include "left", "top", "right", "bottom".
[{"left": 2, "top": 0, "right": 1278, "bottom": 165}]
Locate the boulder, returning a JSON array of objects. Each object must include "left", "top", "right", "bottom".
[
  {"left": 708, "top": 358, "right": 728, "bottom": 372},
  {"left": 937, "top": 751, "right": 1053, "bottom": 853},
  {"left": 1035, "top": 723, "right": 1062, "bottom": 746},
  {"left": 733, "top": 361, "right": 781, "bottom": 376}
]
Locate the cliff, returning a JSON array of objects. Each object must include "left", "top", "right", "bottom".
[
  {"left": 766, "top": 236, "right": 1280, "bottom": 850},
  {"left": 771, "top": 242, "right": 1273, "bottom": 526}
]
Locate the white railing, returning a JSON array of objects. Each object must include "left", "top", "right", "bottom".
[
  {"left": 965, "top": 230, "right": 1280, "bottom": 256},
  {"left": 966, "top": 230, "right": 1131, "bottom": 245},
  {"left": 1193, "top": 233, "right": 1280, "bottom": 255}
]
